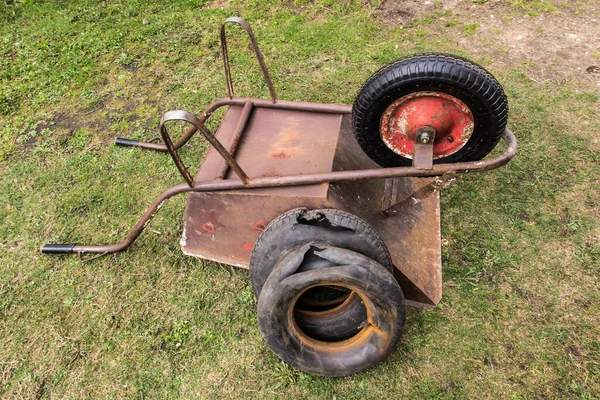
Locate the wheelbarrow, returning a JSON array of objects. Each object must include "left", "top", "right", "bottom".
[{"left": 41, "top": 17, "right": 517, "bottom": 377}]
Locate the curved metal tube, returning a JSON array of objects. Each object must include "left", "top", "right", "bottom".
[
  {"left": 159, "top": 110, "right": 249, "bottom": 186},
  {"left": 220, "top": 17, "right": 277, "bottom": 102},
  {"left": 42, "top": 129, "right": 516, "bottom": 255},
  {"left": 119, "top": 97, "right": 352, "bottom": 153}
]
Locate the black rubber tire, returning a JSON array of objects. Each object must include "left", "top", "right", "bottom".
[
  {"left": 250, "top": 208, "right": 393, "bottom": 297},
  {"left": 249, "top": 208, "right": 393, "bottom": 341},
  {"left": 292, "top": 244, "right": 384, "bottom": 341},
  {"left": 257, "top": 244, "right": 406, "bottom": 377},
  {"left": 352, "top": 53, "right": 509, "bottom": 167}
]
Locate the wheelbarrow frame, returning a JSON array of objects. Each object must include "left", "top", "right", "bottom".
[{"left": 41, "top": 16, "right": 517, "bottom": 269}]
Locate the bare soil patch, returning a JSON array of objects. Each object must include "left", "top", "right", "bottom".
[
  {"left": 378, "top": 0, "right": 600, "bottom": 88},
  {"left": 378, "top": 0, "right": 434, "bottom": 25}
]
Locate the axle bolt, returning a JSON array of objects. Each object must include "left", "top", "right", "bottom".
[{"left": 419, "top": 132, "right": 432, "bottom": 144}]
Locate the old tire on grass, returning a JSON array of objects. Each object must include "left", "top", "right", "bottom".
[
  {"left": 249, "top": 208, "right": 393, "bottom": 341},
  {"left": 257, "top": 244, "right": 406, "bottom": 377},
  {"left": 291, "top": 245, "right": 387, "bottom": 341},
  {"left": 352, "top": 53, "right": 509, "bottom": 167}
]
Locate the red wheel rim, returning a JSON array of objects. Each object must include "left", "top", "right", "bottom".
[{"left": 380, "top": 91, "right": 475, "bottom": 159}]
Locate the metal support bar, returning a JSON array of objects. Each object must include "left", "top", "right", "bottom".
[
  {"left": 217, "top": 101, "right": 254, "bottom": 179},
  {"left": 413, "top": 126, "right": 436, "bottom": 170},
  {"left": 160, "top": 114, "right": 195, "bottom": 187},
  {"left": 159, "top": 110, "right": 249, "bottom": 186},
  {"left": 220, "top": 17, "right": 277, "bottom": 102}
]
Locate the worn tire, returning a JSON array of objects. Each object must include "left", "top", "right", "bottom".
[
  {"left": 352, "top": 53, "right": 509, "bottom": 167},
  {"left": 257, "top": 244, "right": 406, "bottom": 377},
  {"left": 250, "top": 208, "right": 393, "bottom": 297},
  {"left": 250, "top": 208, "right": 393, "bottom": 341},
  {"left": 292, "top": 245, "right": 386, "bottom": 341},
  {"left": 293, "top": 292, "right": 366, "bottom": 341}
]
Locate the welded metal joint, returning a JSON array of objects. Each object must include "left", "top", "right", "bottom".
[{"left": 383, "top": 173, "right": 459, "bottom": 216}]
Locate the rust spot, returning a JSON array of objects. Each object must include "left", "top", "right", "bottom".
[
  {"left": 268, "top": 130, "right": 305, "bottom": 158},
  {"left": 243, "top": 243, "right": 253, "bottom": 251},
  {"left": 253, "top": 221, "right": 266, "bottom": 231},
  {"left": 269, "top": 151, "right": 291, "bottom": 159},
  {"left": 202, "top": 222, "right": 215, "bottom": 233},
  {"left": 380, "top": 91, "right": 474, "bottom": 159}
]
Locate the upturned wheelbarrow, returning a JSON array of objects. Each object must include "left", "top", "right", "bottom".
[{"left": 42, "top": 17, "right": 516, "bottom": 377}]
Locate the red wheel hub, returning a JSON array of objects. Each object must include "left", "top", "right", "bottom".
[{"left": 380, "top": 91, "right": 474, "bottom": 159}]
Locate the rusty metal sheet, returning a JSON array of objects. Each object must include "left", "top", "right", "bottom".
[
  {"left": 183, "top": 109, "right": 443, "bottom": 306},
  {"left": 184, "top": 106, "right": 344, "bottom": 266},
  {"left": 327, "top": 115, "right": 443, "bottom": 307},
  {"left": 195, "top": 106, "right": 343, "bottom": 197},
  {"left": 181, "top": 193, "right": 331, "bottom": 267}
]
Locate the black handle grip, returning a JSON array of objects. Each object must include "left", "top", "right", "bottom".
[
  {"left": 115, "top": 137, "right": 140, "bottom": 147},
  {"left": 41, "top": 244, "right": 76, "bottom": 254}
]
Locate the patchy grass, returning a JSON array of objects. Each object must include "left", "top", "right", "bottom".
[{"left": 1, "top": 0, "right": 599, "bottom": 398}]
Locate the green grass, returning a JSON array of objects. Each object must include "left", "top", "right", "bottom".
[{"left": 1, "top": 0, "right": 599, "bottom": 398}]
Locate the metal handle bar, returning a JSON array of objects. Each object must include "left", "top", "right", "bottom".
[
  {"left": 114, "top": 16, "right": 277, "bottom": 154},
  {"left": 41, "top": 129, "right": 516, "bottom": 256},
  {"left": 220, "top": 17, "right": 277, "bottom": 102}
]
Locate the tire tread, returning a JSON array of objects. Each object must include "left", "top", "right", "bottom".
[{"left": 352, "top": 53, "right": 509, "bottom": 167}]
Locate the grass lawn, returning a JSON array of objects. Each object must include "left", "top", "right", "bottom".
[{"left": 1, "top": 0, "right": 599, "bottom": 398}]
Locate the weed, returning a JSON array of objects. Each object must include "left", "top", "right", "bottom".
[
  {"left": 463, "top": 23, "right": 478, "bottom": 36},
  {"left": 162, "top": 320, "right": 192, "bottom": 350},
  {"left": 271, "top": 361, "right": 298, "bottom": 389},
  {"left": 115, "top": 52, "right": 142, "bottom": 69}
]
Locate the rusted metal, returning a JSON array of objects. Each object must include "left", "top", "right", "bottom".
[
  {"left": 216, "top": 101, "right": 254, "bottom": 179},
  {"left": 42, "top": 127, "right": 516, "bottom": 257},
  {"left": 184, "top": 106, "right": 344, "bottom": 266},
  {"left": 160, "top": 110, "right": 249, "bottom": 185},
  {"left": 159, "top": 112, "right": 195, "bottom": 187},
  {"left": 114, "top": 97, "right": 351, "bottom": 154},
  {"left": 208, "top": 106, "right": 342, "bottom": 183},
  {"left": 383, "top": 173, "right": 459, "bottom": 216},
  {"left": 380, "top": 91, "right": 475, "bottom": 159},
  {"left": 412, "top": 126, "right": 436, "bottom": 170},
  {"left": 323, "top": 116, "right": 444, "bottom": 306},
  {"left": 220, "top": 17, "right": 277, "bottom": 102}
]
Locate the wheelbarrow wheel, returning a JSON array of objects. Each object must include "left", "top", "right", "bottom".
[
  {"left": 352, "top": 53, "right": 509, "bottom": 167},
  {"left": 257, "top": 243, "right": 406, "bottom": 377},
  {"left": 250, "top": 208, "right": 393, "bottom": 341}
]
